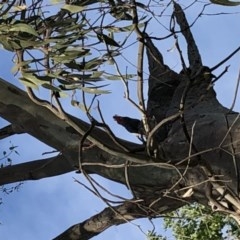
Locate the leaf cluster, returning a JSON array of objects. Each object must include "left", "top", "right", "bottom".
[
  {"left": 0, "top": 0, "right": 143, "bottom": 101},
  {"left": 162, "top": 203, "right": 240, "bottom": 240}
]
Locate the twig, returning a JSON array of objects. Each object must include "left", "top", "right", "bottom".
[
  {"left": 96, "top": 101, "right": 133, "bottom": 152},
  {"left": 224, "top": 115, "right": 239, "bottom": 196},
  {"left": 168, "top": 121, "right": 196, "bottom": 194},
  {"left": 146, "top": 112, "right": 181, "bottom": 156},
  {"left": 173, "top": 1, "right": 202, "bottom": 70},
  {"left": 131, "top": 2, "right": 150, "bottom": 134},
  {"left": 124, "top": 161, "right": 137, "bottom": 198},
  {"left": 210, "top": 45, "right": 240, "bottom": 72},
  {"left": 229, "top": 65, "right": 240, "bottom": 111},
  {"left": 211, "top": 65, "right": 230, "bottom": 84}
]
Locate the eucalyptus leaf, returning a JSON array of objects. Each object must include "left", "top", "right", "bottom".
[
  {"left": 41, "top": 83, "right": 60, "bottom": 91},
  {"left": 70, "top": 0, "right": 100, "bottom": 6},
  {"left": 52, "top": 49, "right": 90, "bottom": 63},
  {"left": 22, "top": 72, "right": 51, "bottom": 86},
  {"left": 9, "top": 23, "right": 39, "bottom": 36},
  {"left": 97, "top": 33, "right": 120, "bottom": 47},
  {"left": 91, "top": 71, "right": 104, "bottom": 78},
  {"left": 0, "top": 38, "right": 14, "bottom": 51},
  {"left": 107, "top": 23, "right": 145, "bottom": 33},
  {"left": 210, "top": 0, "right": 240, "bottom": 5},
  {"left": 15, "top": 39, "right": 43, "bottom": 49},
  {"left": 19, "top": 78, "right": 38, "bottom": 89},
  {"left": 50, "top": 0, "right": 63, "bottom": 4},
  {"left": 59, "top": 84, "right": 82, "bottom": 90},
  {"left": 64, "top": 61, "right": 84, "bottom": 71},
  {"left": 84, "top": 58, "right": 104, "bottom": 70},
  {"left": 80, "top": 86, "right": 110, "bottom": 94},
  {"left": 62, "top": 4, "right": 85, "bottom": 13},
  {"left": 71, "top": 100, "right": 87, "bottom": 112},
  {"left": 104, "top": 74, "right": 136, "bottom": 80},
  {"left": 11, "top": 60, "right": 32, "bottom": 74}
]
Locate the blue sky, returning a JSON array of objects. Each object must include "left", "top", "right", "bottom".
[{"left": 1, "top": 1, "right": 240, "bottom": 239}]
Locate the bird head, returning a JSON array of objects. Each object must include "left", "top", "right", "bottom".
[{"left": 113, "top": 115, "right": 124, "bottom": 124}]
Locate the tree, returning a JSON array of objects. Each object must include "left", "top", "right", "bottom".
[
  {"left": 163, "top": 203, "right": 240, "bottom": 240},
  {"left": 1, "top": 0, "right": 240, "bottom": 239}
]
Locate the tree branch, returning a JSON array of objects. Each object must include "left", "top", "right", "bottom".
[
  {"left": 0, "top": 78, "right": 143, "bottom": 154},
  {"left": 173, "top": 2, "right": 202, "bottom": 70},
  {"left": 0, "top": 124, "right": 24, "bottom": 139},
  {"left": 53, "top": 202, "right": 146, "bottom": 240},
  {"left": 0, "top": 155, "right": 74, "bottom": 185},
  {"left": 145, "top": 36, "right": 179, "bottom": 141},
  {"left": 53, "top": 197, "right": 185, "bottom": 240}
]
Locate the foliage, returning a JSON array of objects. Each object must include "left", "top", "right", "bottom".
[
  {"left": 0, "top": 142, "right": 19, "bottom": 168},
  {"left": 0, "top": 0, "right": 142, "bottom": 105},
  {"left": 146, "top": 204, "right": 240, "bottom": 240},
  {"left": 0, "top": 142, "right": 22, "bottom": 205},
  {"left": 147, "top": 231, "right": 167, "bottom": 240},
  {"left": 210, "top": 0, "right": 240, "bottom": 6},
  {"left": 162, "top": 203, "right": 240, "bottom": 240}
]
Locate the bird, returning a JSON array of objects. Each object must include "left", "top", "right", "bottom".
[{"left": 113, "top": 115, "right": 143, "bottom": 134}]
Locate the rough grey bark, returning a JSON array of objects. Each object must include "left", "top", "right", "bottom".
[{"left": 1, "top": 2, "right": 240, "bottom": 239}]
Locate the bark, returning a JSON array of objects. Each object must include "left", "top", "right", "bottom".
[
  {"left": 54, "top": 198, "right": 184, "bottom": 240},
  {"left": 0, "top": 78, "right": 182, "bottom": 188}
]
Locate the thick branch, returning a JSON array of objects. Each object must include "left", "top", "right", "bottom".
[
  {"left": 0, "top": 78, "right": 141, "bottom": 153},
  {"left": 0, "top": 155, "right": 74, "bottom": 185},
  {"left": 0, "top": 78, "right": 153, "bottom": 186},
  {"left": 173, "top": 2, "right": 202, "bottom": 70},
  {"left": 0, "top": 143, "right": 181, "bottom": 188},
  {"left": 54, "top": 197, "right": 184, "bottom": 240},
  {"left": 0, "top": 124, "right": 24, "bottom": 139},
  {"left": 145, "top": 36, "right": 180, "bottom": 140},
  {"left": 54, "top": 202, "right": 144, "bottom": 240}
]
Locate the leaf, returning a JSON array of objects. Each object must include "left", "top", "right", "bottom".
[
  {"left": 9, "top": 145, "right": 18, "bottom": 151},
  {"left": 11, "top": 60, "right": 32, "bottom": 74},
  {"left": 20, "top": 72, "right": 51, "bottom": 88},
  {"left": 12, "top": 5, "right": 27, "bottom": 11},
  {"left": 107, "top": 23, "right": 145, "bottom": 33},
  {"left": 22, "top": 72, "right": 51, "bottom": 84},
  {"left": 71, "top": 100, "right": 87, "bottom": 112},
  {"left": 91, "top": 71, "right": 104, "bottom": 79},
  {"left": 52, "top": 48, "right": 90, "bottom": 64},
  {"left": 51, "top": 0, "right": 63, "bottom": 4},
  {"left": 71, "top": 0, "right": 99, "bottom": 6},
  {"left": 9, "top": 23, "right": 39, "bottom": 36},
  {"left": 97, "top": 33, "right": 120, "bottom": 47},
  {"left": 14, "top": 39, "right": 43, "bottom": 49},
  {"left": 210, "top": 0, "right": 240, "bottom": 5},
  {"left": 0, "top": 37, "right": 14, "bottom": 51},
  {"left": 84, "top": 58, "right": 104, "bottom": 70},
  {"left": 19, "top": 78, "right": 38, "bottom": 89},
  {"left": 37, "top": 75, "right": 54, "bottom": 82},
  {"left": 64, "top": 61, "right": 85, "bottom": 71},
  {"left": 62, "top": 73, "right": 102, "bottom": 82},
  {"left": 62, "top": 4, "right": 85, "bottom": 13},
  {"left": 80, "top": 86, "right": 110, "bottom": 94},
  {"left": 14, "top": 150, "right": 20, "bottom": 156},
  {"left": 104, "top": 74, "right": 136, "bottom": 80},
  {"left": 41, "top": 83, "right": 60, "bottom": 91},
  {"left": 102, "top": 50, "right": 120, "bottom": 60},
  {"left": 59, "top": 84, "right": 81, "bottom": 91}
]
